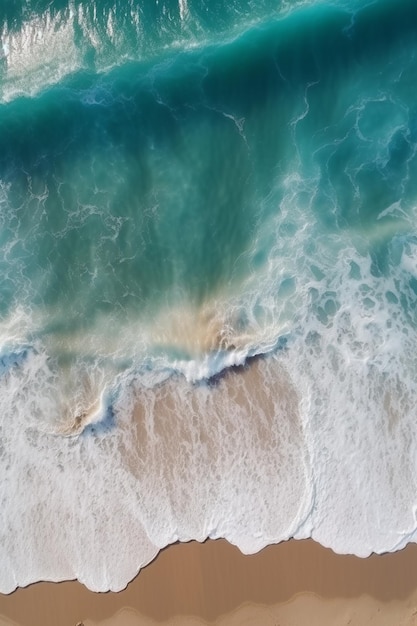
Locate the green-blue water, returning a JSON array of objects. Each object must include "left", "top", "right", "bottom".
[
  {"left": 1, "top": 0, "right": 416, "bottom": 359},
  {"left": 1, "top": 0, "right": 417, "bottom": 593}
]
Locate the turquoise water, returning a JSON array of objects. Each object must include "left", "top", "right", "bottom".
[{"left": 1, "top": 0, "right": 417, "bottom": 592}]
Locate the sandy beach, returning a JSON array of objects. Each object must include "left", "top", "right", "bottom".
[{"left": 1, "top": 538, "right": 417, "bottom": 625}]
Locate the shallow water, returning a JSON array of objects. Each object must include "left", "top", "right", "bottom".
[{"left": 1, "top": 0, "right": 417, "bottom": 592}]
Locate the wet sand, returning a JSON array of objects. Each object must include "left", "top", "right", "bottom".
[{"left": 1, "top": 538, "right": 417, "bottom": 626}]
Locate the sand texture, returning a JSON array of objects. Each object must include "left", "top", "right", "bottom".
[{"left": 1, "top": 539, "right": 417, "bottom": 625}]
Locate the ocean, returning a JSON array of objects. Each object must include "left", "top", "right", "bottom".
[{"left": 1, "top": 0, "right": 417, "bottom": 592}]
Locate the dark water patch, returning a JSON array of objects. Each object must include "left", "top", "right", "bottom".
[
  {"left": 202, "top": 335, "right": 289, "bottom": 388},
  {"left": 0, "top": 348, "right": 30, "bottom": 377},
  {"left": 81, "top": 405, "right": 116, "bottom": 437},
  {"left": 203, "top": 352, "right": 265, "bottom": 388}
]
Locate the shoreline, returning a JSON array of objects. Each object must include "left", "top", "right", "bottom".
[{"left": 1, "top": 538, "right": 417, "bottom": 625}]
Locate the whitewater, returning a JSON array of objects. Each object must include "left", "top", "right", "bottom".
[{"left": 1, "top": 0, "right": 417, "bottom": 592}]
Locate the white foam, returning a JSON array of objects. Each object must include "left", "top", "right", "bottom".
[
  {"left": 2, "top": 222, "right": 417, "bottom": 591},
  {"left": 285, "top": 240, "right": 417, "bottom": 555},
  {"left": 0, "top": 328, "right": 314, "bottom": 592},
  {"left": 4, "top": 181, "right": 417, "bottom": 593},
  {"left": 1, "top": 13, "right": 79, "bottom": 102},
  {"left": 0, "top": 348, "right": 159, "bottom": 593}
]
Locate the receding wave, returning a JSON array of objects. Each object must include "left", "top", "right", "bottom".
[{"left": 1, "top": 0, "right": 417, "bottom": 594}]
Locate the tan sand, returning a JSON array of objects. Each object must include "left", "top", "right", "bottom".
[{"left": 1, "top": 538, "right": 417, "bottom": 626}]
